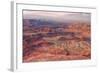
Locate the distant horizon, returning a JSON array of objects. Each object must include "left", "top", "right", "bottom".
[{"left": 23, "top": 10, "right": 91, "bottom": 23}]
